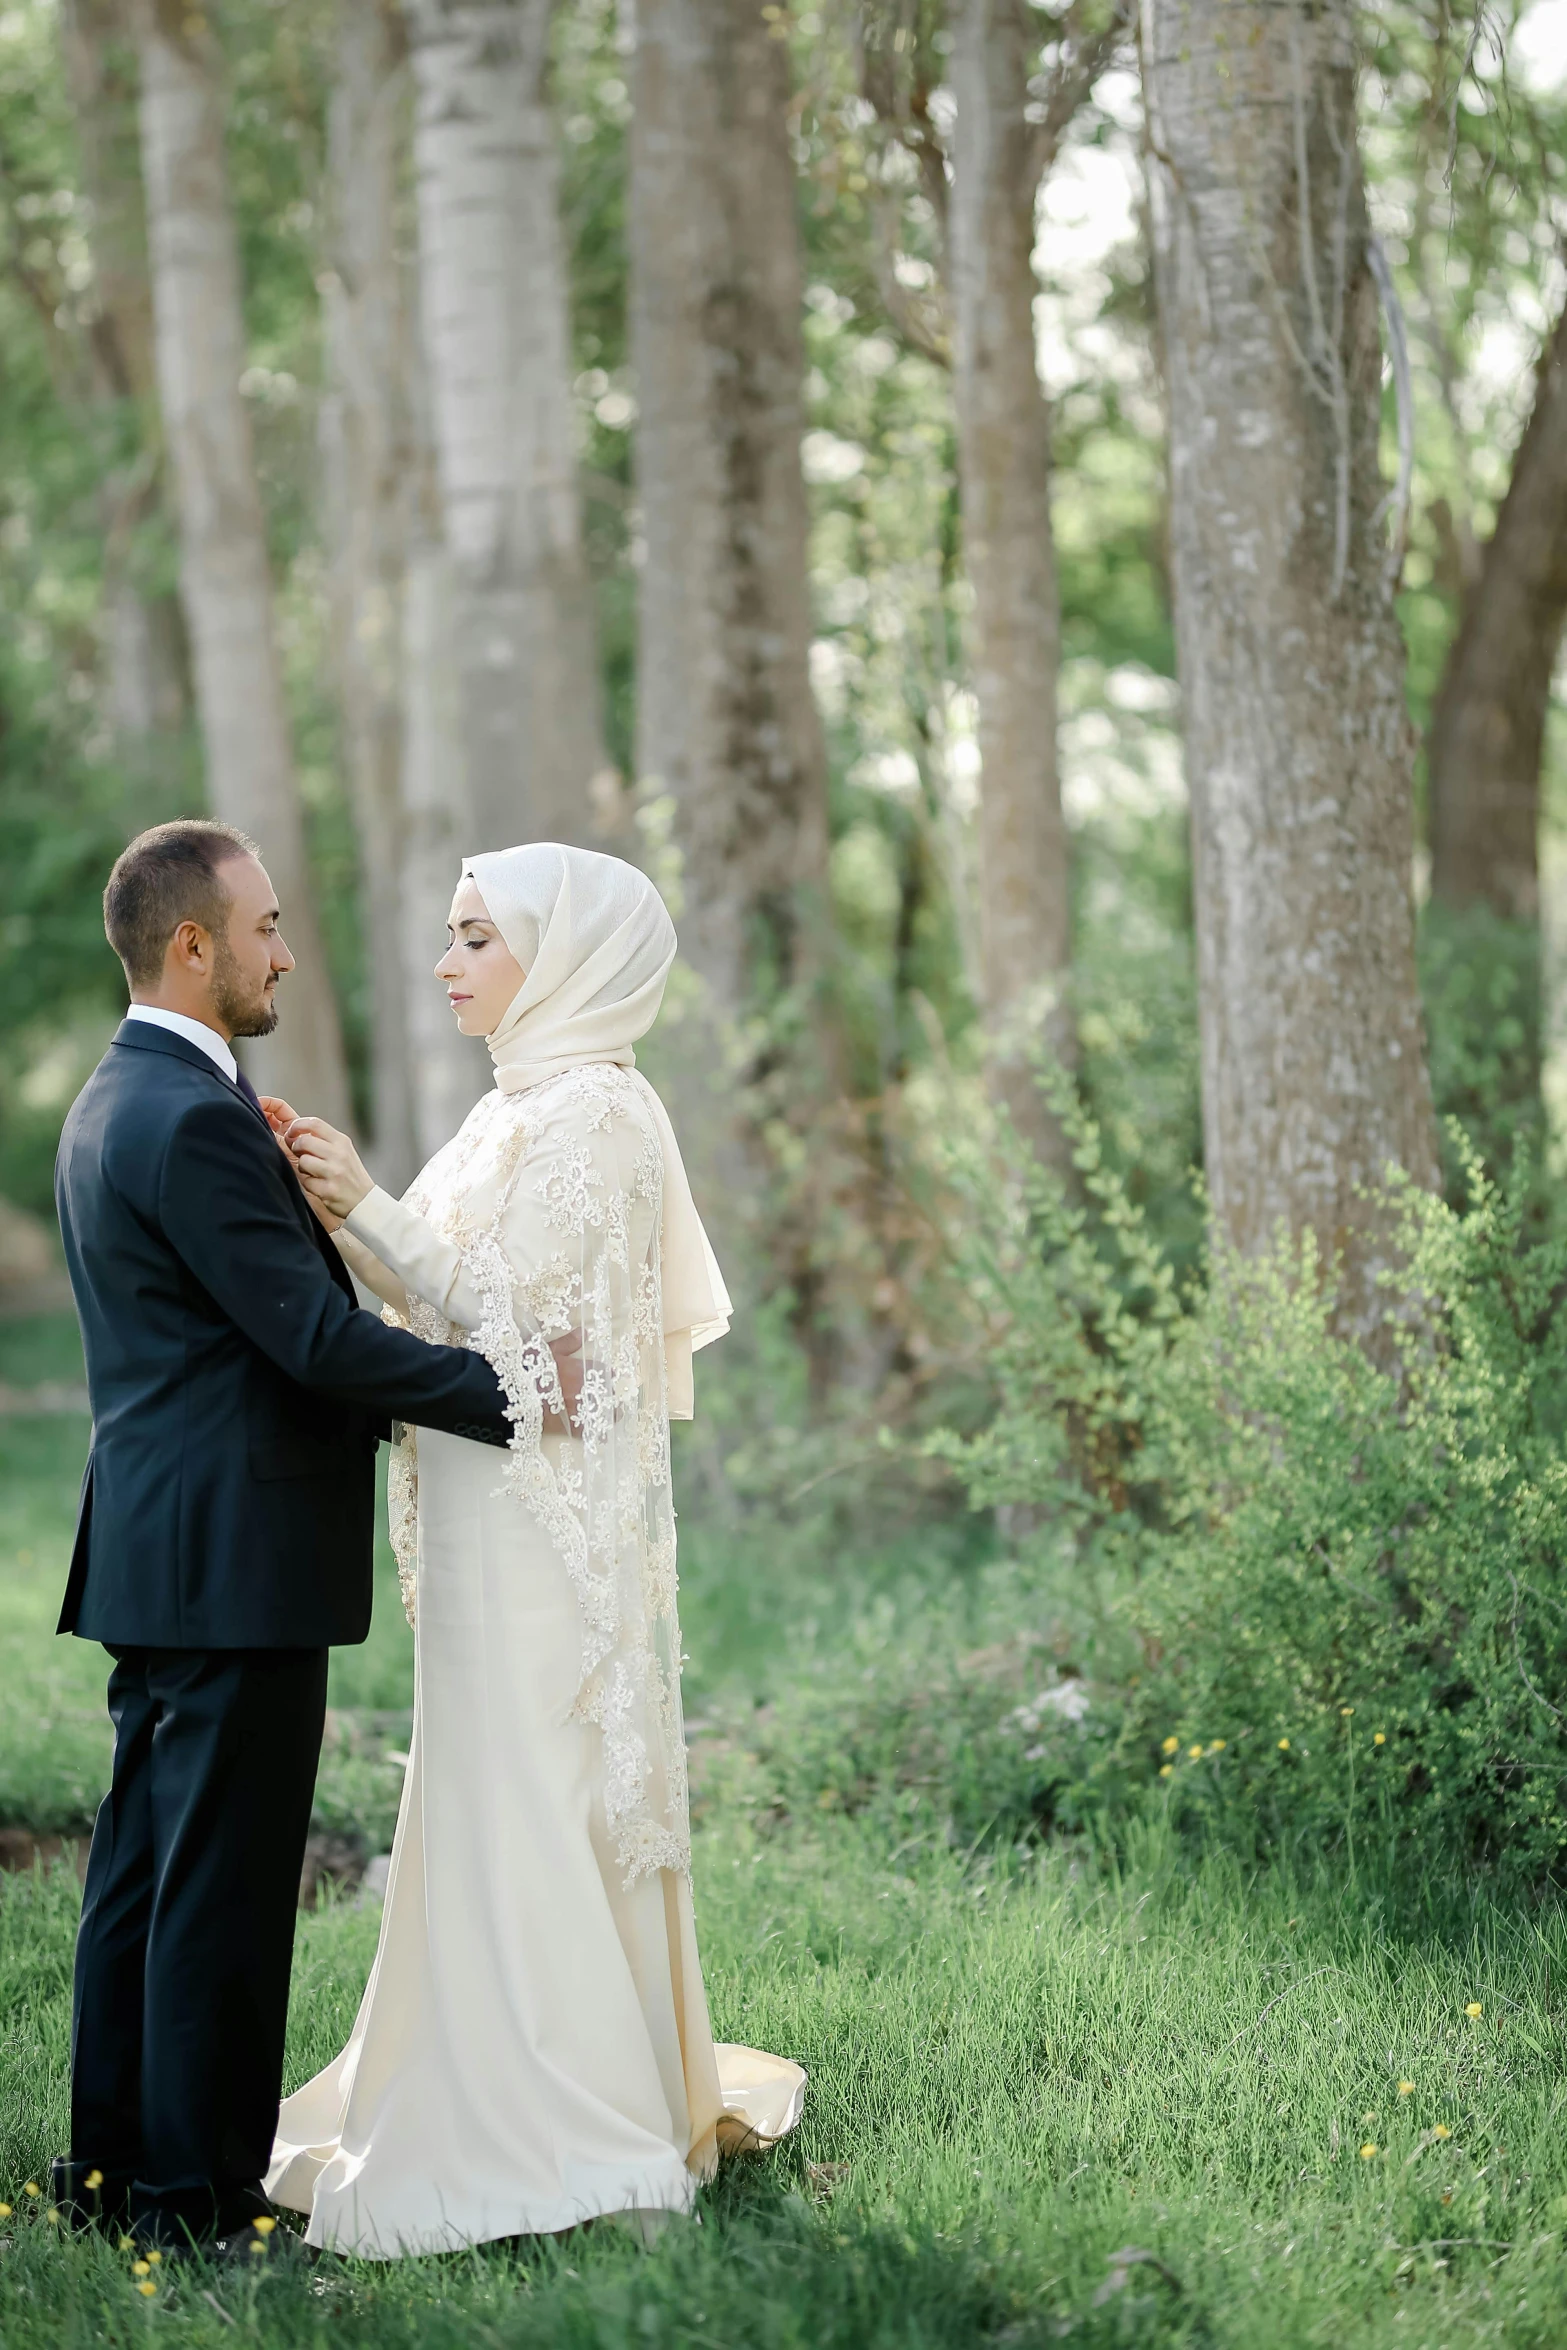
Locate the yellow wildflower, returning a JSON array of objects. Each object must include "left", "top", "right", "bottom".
[
  {"left": 118, "top": 2234, "right": 134, "bottom": 2250},
  {"left": 1188, "top": 1744, "right": 1204, "bottom": 1759},
  {"left": 0, "top": 2205, "right": 11, "bottom": 2220},
  {"left": 253, "top": 2216, "right": 277, "bottom": 2236},
  {"left": 1397, "top": 2081, "right": 1414, "bottom": 2097},
  {"left": 1340, "top": 1706, "right": 1354, "bottom": 1717},
  {"left": 1159, "top": 1763, "right": 1173, "bottom": 1778},
  {"left": 1373, "top": 1732, "right": 1386, "bottom": 1747},
  {"left": 1277, "top": 1738, "right": 1291, "bottom": 1752},
  {"left": 1465, "top": 2002, "right": 1483, "bottom": 2018},
  {"left": 45, "top": 2207, "right": 59, "bottom": 2224},
  {"left": 138, "top": 2280, "right": 157, "bottom": 2298},
  {"left": 1208, "top": 1739, "right": 1226, "bottom": 1753},
  {"left": 1432, "top": 2123, "right": 1452, "bottom": 2140},
  {"left": 1161, "top": 1737, "right": 1179, "bottom": 1756},
  {"left": 1360, "top": 2143, "right": 1378, "bottom": 2159},
  {"left": 23, "top": 2183, "right": 38, "bottom": 2198},
  {"left": 84, "top": 2169, "right": 103, "bottom": 2191},
  {"left": 249, "top": 2239, "right": 268, "bottom": 2256},
  {"left": 132, "top": 2260, "right": 151, "bottom": 2277},
  {"left": 146, "top": 2249, "right": 162, "bottom": 2265}
]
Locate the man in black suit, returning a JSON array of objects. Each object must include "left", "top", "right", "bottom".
[{"left": 52, "top": 819, "right": 509, "bottom": 2256}]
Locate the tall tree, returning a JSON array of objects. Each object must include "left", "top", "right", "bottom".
[
  {"left": 1141, "top": 0, "right": 1438, "bottom": 1333},
  {"left": 321, "top": 0, "right": 419, "bottom": 1187},
  {"left": 629, "top": 0, "right": 832, "bottom": 1038},
  {"left": 860, "top": 0, "right": 1119, "bottom": 1163},
  {"left": 399, "top": 292, "right": 491, "bottom": 1161},
  {"left": 60, "top": 0, "right": 185, "bottom": 752},
  {"left": 948, "top": 0, "right": 1119, "bottom": 1158},
  {"left": 135, "top": 0, "right": 350, "bottom": 1119},
  {"left": 1427, "top": 297, "right": 1567, "bottom": 928},
  {"left": 403, "top": 0, "right": 608, "bottom": 851}
]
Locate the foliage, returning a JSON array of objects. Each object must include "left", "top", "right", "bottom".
[
  {"left": 1420, "top": 902, "right": 1547, "bottom": 1203},
  {"left": 905, "top": 1092, "right": 1567, "bottom": 1886}
]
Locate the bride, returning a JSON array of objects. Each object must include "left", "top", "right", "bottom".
[{"left": 264, "top": 841, "right": 803, "bottom": 2256}]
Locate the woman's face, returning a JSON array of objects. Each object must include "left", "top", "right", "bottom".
[{"left": 435, "top": 878, "right": 527, "bottom": 1036}]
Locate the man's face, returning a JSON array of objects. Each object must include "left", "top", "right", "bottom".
[{"left": 210, "top": 854, "right": 295, "bottom": 1038}]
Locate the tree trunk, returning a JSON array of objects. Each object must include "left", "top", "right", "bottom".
[
  {"left": 135, "top": 0, "right": 351, "bottom": 1121},
  {"left": 1428, "top": 297, "right": 1567, "bottom": 925},
  {"left": 400, "top": 302, "right": 491, "bottom": 1160},
  {"left": 1141, "top": 0, "right": 1438, "bottom": 1335},
  {"left": 949, "top": 0, "right": 1073, "bottom": 1163},
  {"left": 321, "top": 0, "right": 419, "bottom": 1189},
  {"left": 403, "top": 0, "right": 608, "bottom": 851},
  {"left": 61, "top": 0, "right": 187, "bottom": 752},
  {"left": 628, "top": 0, "right": 832, "bottom": 1018}
]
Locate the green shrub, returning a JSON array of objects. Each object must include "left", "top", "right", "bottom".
[
  {"left": 920, "top": 1095, "right": 1567, "bottom": 1885},
  {"left": 1419, "top": 902, "right": 1545, "bottom": 1208}
]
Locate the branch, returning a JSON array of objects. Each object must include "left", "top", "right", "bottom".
[
  {"left": 854, "top": 1, "right": 951, "bottom": 239},
  {"left": 869, "top": 188, "right": 951, "bottom": 365},
  {"left": 1025, "top": 0, "right": 1133, "bottom": 188}
]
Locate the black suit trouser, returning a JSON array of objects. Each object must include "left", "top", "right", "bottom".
[{"left": 70, "top": 1645, "right": 328, "bottom": 2241}]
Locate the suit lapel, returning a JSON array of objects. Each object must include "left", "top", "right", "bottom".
[{"left": 113, "top": 1022, "right": 356, "bottom": 1300}]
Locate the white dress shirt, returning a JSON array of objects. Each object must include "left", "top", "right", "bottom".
[{"left": 124, "top": 1004, "right": 238, "bottom": 1084}]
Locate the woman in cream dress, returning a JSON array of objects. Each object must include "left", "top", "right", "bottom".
[{"left": 266, "top": 843, "right": 802, "bottom": 2257}]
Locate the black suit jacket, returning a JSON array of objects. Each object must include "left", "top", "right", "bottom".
[{"left": 54, "top": 1019, "right": 511, "bottom": 1649}]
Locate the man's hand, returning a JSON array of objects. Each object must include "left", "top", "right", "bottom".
[
  {"left": 540, "top": 1331, "right": 584, "bottom": 1438},
  {"left": 285, "top": 1116, "right": 375, "bottom": 1222},
  {"left": 549, "top": 1332, "right": 584, "bottom": 1419}
]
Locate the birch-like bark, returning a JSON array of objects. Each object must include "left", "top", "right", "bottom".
[
  {"left": 321, "top": 0, "right": 418, "bottom": 1188},
  {"left": 1428, "top": 298, "right": 1567, "bottom": 926},
  {"left": 400, "top": 324, "right": 491, "bottom": 1159},
  {"left": 136, "top": 0, "right": 350, "bottom": 1121},
  {"left": 1142, "top": 0, "right": 1438, "bottom": 1334},
  {"left": 950, "top": 0, "right": 1073, "bottom": 1161},
  {"left": 403, "top": 0, "right": 608, "bottom": 850},
  {"left": 629, "top": 0, "right": 832, "bottom": 1018},
  {"left": 61, "top": 0, "right": 186, "bottom": 748}
]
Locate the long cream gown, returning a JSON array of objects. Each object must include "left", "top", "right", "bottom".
[{"left": 267, "top": 1068, "right": 802, "bottom": 2257}]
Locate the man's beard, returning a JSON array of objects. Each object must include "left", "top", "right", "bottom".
[{"left": 212, "top": 937, "right": 279, "bottom": 1038}]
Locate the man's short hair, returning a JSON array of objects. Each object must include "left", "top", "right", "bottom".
[{"left": 104, "top": 820, "right": 259, "bottom": 986}]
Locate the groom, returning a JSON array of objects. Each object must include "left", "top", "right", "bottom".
[{"left": 52, "top": 819, "right": 511, "bottom": 2256}]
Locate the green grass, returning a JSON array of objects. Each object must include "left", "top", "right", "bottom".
[
  {"left": 6, "top": 1312, "right": 1567, "bottom": 2344},
  {"left": 6, "top": 1825, "right": 1567, "bottom": 2345}
]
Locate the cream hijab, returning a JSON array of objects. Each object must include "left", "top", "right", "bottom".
[{"left": 463, "top": 842, "right": 732, "bottom": 1376}]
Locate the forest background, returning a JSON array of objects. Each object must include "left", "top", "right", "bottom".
[{"left": 7, "top": 0, "right": 1567, "bottom": 2341}]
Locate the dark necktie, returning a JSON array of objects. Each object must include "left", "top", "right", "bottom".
[{"left": 233, "top": 1067, "right": 265, "bottom": 1117}]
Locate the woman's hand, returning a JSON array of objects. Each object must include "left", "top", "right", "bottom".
[
  {"left": 284, "top": 1116, "right": 375, "bottom": 1221},
  {"left": 259, "top": 1096, "right": 344, "bottom": 1232},
  {"left": 257, "top": 1093, "right": 299, "bottom": 1141}
]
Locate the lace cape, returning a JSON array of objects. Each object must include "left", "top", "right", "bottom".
[{"left": 385, "top": 1066, "right": 690, "bottom": 1886}]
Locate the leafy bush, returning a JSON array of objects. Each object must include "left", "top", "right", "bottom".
[
  {"left": 1419, "top": 902, "right": 1545, "bottom": 1208},
  {"left": 689, "top": 1559, "right": 1132, "bottom": 1853},
  {"left": 917, "top": 1097, "right": 1567, "bottom": 1885}
]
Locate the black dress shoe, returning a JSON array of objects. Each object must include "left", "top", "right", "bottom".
[
  {"left": 127, "top": 2180, "right": 275, "bottom": 2257},
  {"left": 49, "top": 2157, "right": 134, "bottom": 2234}
]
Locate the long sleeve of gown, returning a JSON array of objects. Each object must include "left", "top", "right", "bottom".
[{"left": 344, "top": 1185, "right": 485, "bottom": 1329}]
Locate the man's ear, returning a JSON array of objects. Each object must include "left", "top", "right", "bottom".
[{"left": 168, "top": 918, "right": 211, "bottom": 974}]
